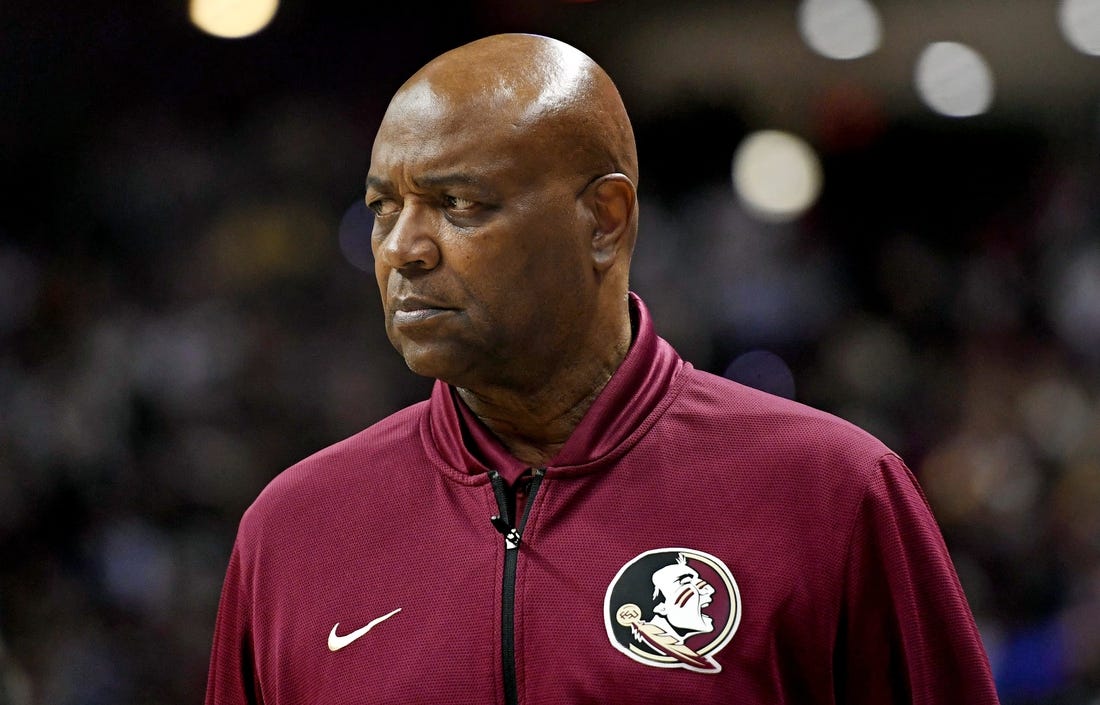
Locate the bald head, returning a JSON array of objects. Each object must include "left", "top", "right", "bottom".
[
  {"left": 394, "top": 33, "right": 638, "bottom": 186},
  {"left": 368, "top": 33, "right": 639, "bottom": 403}
]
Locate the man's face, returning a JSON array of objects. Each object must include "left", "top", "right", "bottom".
[
  {"left": 652, "top": 562, "right": 715, "bottom": 636},
  {"left": 366, "top": 82, "right": 595, "bottom": 390}
]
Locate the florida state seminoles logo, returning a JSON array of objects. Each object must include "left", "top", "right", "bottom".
[{"left": 604, "top": 548, "right": 740, "bottom": 673}]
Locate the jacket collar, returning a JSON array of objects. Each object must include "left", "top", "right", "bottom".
[{"left": 426, "top": 292, "right": 687, "bottom": 480}]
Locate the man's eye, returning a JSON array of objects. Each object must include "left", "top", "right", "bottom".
[
  {"left": 367, "top": 198, "right": 399, "bottom": 217},
  {"left": 443, "top": 195, "right": 477, "bottom": 211}
]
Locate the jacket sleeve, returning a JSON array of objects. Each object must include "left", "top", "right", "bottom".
[
  {"left": 834, "top": 452, "right": 1000, "bottom": 705},
  {"left": 205, "top": 541, "right": 262, "bottom": 705}
]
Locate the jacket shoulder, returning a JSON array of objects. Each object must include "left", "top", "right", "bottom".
[
  {"left": 238, "top": 401, "right": 429, "bottom": 535},
  {"left": 674, "top": 367, "right": 897, "bottom": 478}
]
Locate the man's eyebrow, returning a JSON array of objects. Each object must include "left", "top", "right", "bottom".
[
  {"left": 365, "top": 174, "right": 390, "bottom": 192},
  {"left": 365, "top": 173, "right": 485, "bottom": 192},
  {"left": 415, "top": 172, "right": 483, "bottom": 190}
]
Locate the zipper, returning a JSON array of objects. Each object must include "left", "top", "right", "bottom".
[{"left": 489, "top": 468, "right": 545, "bottom": 705}]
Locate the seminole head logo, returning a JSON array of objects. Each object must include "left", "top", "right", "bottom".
[{"left": 604, "top": 548, "right": 740, "bottom": 673}]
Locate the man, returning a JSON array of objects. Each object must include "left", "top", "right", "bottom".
[{"left": 205, "top": 32, "right": 1001, "bottom": 704}]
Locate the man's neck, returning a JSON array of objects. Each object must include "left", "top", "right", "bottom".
[{"left": 456, "top": 333, "right": 630, "bottom": 467}]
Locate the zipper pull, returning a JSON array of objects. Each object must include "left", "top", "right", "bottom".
[
  {"left": 490, "top": 515, "right": 521, "bottom": 549},
  {"left": 488, "top": 468, "right": 545, "bottom": 550},
  {"left": 488, "top": 470, "right": 520, "bottom": 549}
]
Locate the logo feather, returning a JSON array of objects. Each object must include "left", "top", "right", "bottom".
[{"left": 631, "top": 621, "right": 717, "bottom": 671}]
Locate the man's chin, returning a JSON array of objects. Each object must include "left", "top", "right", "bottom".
[
  {"left": 398, "top": 345, "right": 470, "bottom": 385},
  {"left": 402, "top": 354, "right": 453, "bottom": 381}
]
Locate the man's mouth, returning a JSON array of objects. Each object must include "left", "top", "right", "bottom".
[
  {"left": 394, "top": 307, "right": 446, "bottom": 320},
  {"left": 390, "top": 298, "right": 456, "bottom": 327}
]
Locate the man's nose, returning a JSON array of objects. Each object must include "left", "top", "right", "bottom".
[{"left": 374, "top": 202, "right": 441, "bottom": 272}]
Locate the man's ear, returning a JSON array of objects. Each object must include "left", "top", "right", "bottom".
[{"left": 589, "top": 173, "right": 637, "bottom": 272}]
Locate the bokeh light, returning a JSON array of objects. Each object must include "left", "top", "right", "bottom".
[
  {"left": 338, "top": 199, "right": 375, "bottom": 273},
  {"left": 199, "top": 203, "right": 332, "bottom": 290},
  {"left": 915, "top": 41, "right": 995, "bottom": 117},
  {"left": 189, "top": 0, "right": 279, "bottom": 39},
  {"left": 723, "top": 350, "right": 797, "bottom": 400},
  {"left": 732, "top": 130, "right": 823, "bottom": 223},
  {"left": 797, "top": 0, "right": 883, "bottom": 60},
  {"left": 1046, "top": 243, "right": 1100, "bottom": 363},
  {"left": 1060, "top": 0, "right": 1100, "bottom": 55}
]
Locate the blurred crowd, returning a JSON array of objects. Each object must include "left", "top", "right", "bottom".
[{"left": 4, "top": 5, "right": 1100, "bottom": 705}]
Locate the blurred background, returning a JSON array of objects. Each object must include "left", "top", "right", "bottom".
[{"left": 3, "top": 0, "right": 1100, "bottom": 702}]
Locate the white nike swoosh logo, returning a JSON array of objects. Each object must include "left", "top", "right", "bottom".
[{"left": 327, "top": 607, "right": 402, "bottom": 652}]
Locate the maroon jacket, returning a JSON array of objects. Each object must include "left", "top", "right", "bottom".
[{"left": 205, "top": 293, "right": 1000, "bottom": 704}]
